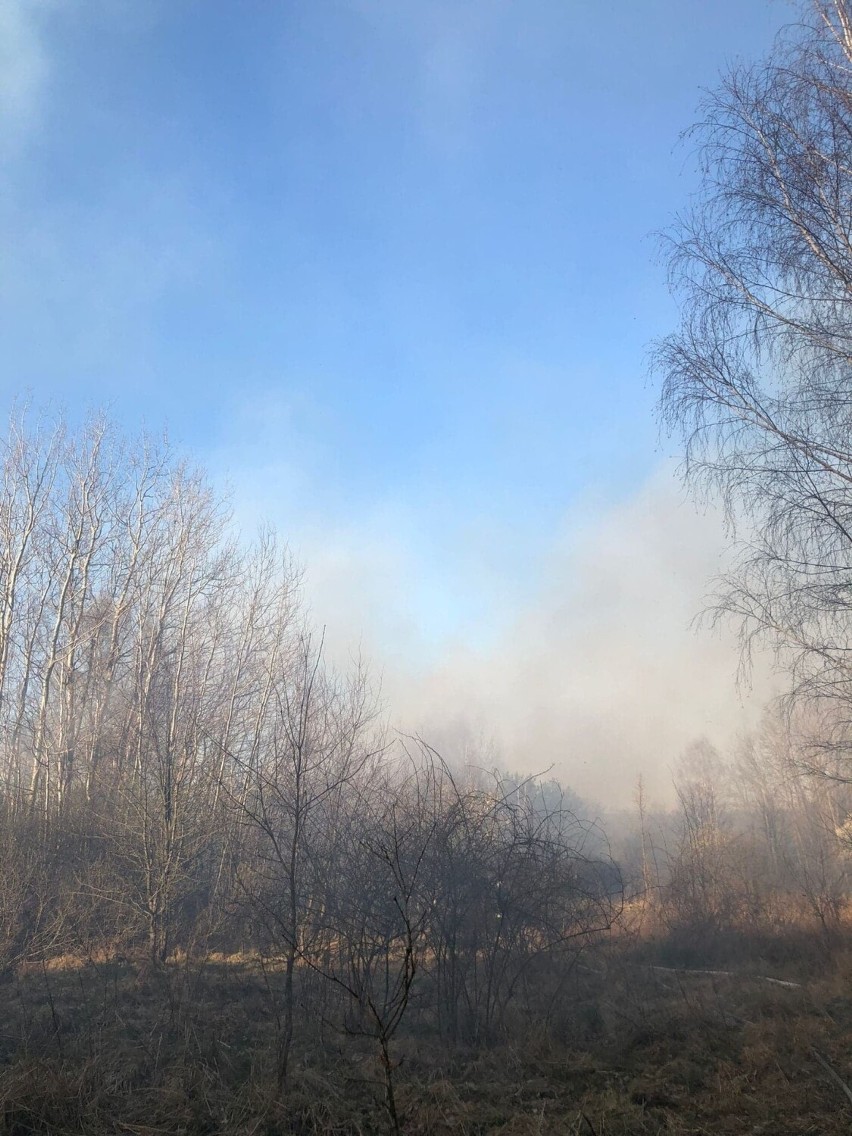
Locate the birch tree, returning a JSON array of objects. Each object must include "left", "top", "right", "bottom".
[{"left": 657, "top": 1, "right": 852, "bottom": 730}]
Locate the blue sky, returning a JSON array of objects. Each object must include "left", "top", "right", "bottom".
[{"left": 0, "top": 0, "right": 787, "bottom": 798}]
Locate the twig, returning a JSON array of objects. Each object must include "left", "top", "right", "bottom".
[{"left": 811, "top": 1047, "right": 852, "bottom": 1107}]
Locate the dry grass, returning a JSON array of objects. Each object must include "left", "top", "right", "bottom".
[{"left": 0, "top": 932, "right": 851, "bottom": 1133}]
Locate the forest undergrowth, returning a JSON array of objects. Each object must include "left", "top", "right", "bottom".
[{"left": 2, "top": 913, "right": 852, "bottom": 1136}]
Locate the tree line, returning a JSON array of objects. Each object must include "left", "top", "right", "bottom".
[{"left": 0, "top": 410, "right": 619, "bottom": 1123}]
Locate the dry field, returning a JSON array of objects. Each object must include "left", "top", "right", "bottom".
[{"left": 0, "top": 929, "right": 851, "bottom": 1134}]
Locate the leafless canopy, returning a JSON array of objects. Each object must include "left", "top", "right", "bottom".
[{"left": 657, "top": 2, "right": 852, "bottom": 717}]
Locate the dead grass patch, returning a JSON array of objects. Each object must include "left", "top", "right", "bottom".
[{"left": 0, "top": 934, "right": 850, "bottom": 1133}]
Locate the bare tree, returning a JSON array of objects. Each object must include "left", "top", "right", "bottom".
[
  {"left": 416, "top": 758, "right": 619, "bottom": 1046},
  {"left": 311, "top": 752, "right": 438, "bottom": 1135},
  {"left": 656, "top": 1, "right": 852, "bottom": 734},
  {"left": 229, "top": 632, "right": 381, "bottom": 1091}
]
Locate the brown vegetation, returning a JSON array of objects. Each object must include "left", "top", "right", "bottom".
[
  {"left": 2, "top": 918, "right": 852, "bottom": 1134},
  {"left": 5, "top": 409, "right": 852, "bottom": 1133}
]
